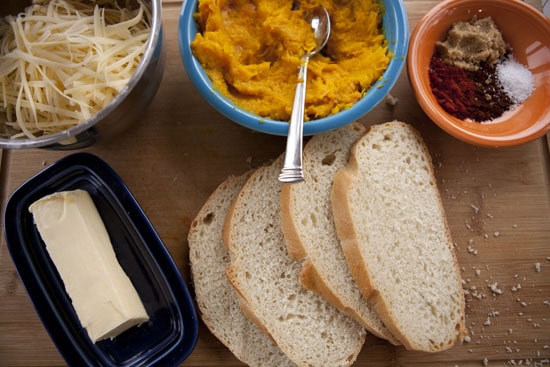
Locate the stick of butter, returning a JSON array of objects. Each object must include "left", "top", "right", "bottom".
[{"left": 29, "top": 189, "right": 149, "bottom": 343}]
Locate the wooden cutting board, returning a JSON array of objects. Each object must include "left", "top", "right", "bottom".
[{"left": 0, "top": 1, "right": 548, "bottom": 366}]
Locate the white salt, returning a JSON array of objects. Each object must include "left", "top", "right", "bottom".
[{"left": 496, "top": 57, "right": 535, "bottom": 104}]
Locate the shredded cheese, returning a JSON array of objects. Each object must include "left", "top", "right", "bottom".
[{"left": 0, "top": 0, "right": 151, "bottom": 139}]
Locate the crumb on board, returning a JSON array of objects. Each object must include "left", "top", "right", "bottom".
[
  {"left": 456, "top": 183, "right": 549, "bottom": 366},
  {"left": 489, "top": 282, "right": 503, "bottom": 295},
  {"left": 385, "top": 94, "right": 398, "bottom": 107}
]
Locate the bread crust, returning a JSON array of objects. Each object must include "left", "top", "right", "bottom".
[
  {"left": 280, "top": 122, "right": 399, "bottom": 345},
  {"left": 188, "top": 173, "right": 296, "bottom": 366},
  {"left": 299, "top": 259, "right": 348, "bottom": 311},
  {"left": 331, "top": 167, "right": 375, "bottom": 299},
  {"left": 224, "top": 156, "right": 366, "bottom": 367},
  {"left": 332, "top": 121, "right": 466, "bottom": 352},
  {"left": 237, "top": 293, "right": 274, "bottom": 341},
  {"left": 280, "top": 189, "right": 308, "bottom": 259}
]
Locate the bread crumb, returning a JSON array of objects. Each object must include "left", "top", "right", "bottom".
[
  {"left": 468, "top": 239, "right": 478, "bottom": 255},
  {"left": 483, "top": 357, "right": 489, "bottom": 366},
  {"left": 535, "top": 263, "right": 541, "bottom": 272},
  {"left": 385, "top": 94, "right": 399, "bottom": 107},
  {"left": 489, "top": 282, "right": 503, "bottom": 295}
]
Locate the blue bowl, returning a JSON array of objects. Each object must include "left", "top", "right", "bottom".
[{"left": 178, "top": 1, "right": 409, "bottom": 136}]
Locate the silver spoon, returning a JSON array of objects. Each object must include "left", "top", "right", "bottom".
[{"left": 278, "top": 6, "right": 330, "bottom": 183}]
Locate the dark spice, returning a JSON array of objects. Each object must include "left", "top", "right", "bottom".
[
  {"left": 429, "top": 55, "right": 513, "bottom": 122},
  {"left": 468, "top": 62, "right": 513, "bottom": 121}
]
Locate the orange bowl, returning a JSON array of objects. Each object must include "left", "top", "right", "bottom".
[{"left": 407, "top": 0, "right": 550, "bottom": 147}]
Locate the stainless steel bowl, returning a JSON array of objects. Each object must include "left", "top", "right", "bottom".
[{"left": 0, "top": 0, "right": 165, "bottom": 150}]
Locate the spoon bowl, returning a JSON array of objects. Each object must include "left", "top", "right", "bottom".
[
  {"left": 306, "top": 6, "right": 331, "bottom": 57},
  {"left": 278, "top": 6, "right": 331, "bottom": 183}
]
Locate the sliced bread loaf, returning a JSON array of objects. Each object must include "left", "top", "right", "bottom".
[
  {"left": 188, "top": 172, "right": 296, "bottom": 367},
  {"left": 331, "top": 121, "right": 466, "bottom": 352},
  {"left": 224, "top": 156, "right": 366, "bottom": 367},
  {"left": 280, "top": 122, "right": 398, "bottom": 345}
]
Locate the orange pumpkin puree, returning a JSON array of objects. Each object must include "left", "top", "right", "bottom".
[{"left": 191, "top": 0, "right": 390, "bottom": 121}]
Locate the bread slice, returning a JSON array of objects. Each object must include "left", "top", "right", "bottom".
[
  {"left": 188, "top": 172, "right": 296, "bottom": 367},
  {"left": 280, "top": 122, "right": 399, "bottom": 345},
  {"left": 224, "top": 156, "right": 366, "bottom": 367},
  {"left": 331, "top": 121, "right": 466, "bottom": 352}
]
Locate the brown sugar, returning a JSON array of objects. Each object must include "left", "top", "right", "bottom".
[{"left": 436, "top": 17, "right": 507, "bottom": 71}]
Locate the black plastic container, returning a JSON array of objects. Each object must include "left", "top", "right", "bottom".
[{"left": 3, "top": 152, "right": 198, "bottom": 366}]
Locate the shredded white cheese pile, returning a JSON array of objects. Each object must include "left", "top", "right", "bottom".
[{"left": 0, "top": 0, "right": 150, "bottom": 139}]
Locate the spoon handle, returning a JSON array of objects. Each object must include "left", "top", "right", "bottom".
[{"left": 279, "top": 58, "right": 309, "bottom": 183}]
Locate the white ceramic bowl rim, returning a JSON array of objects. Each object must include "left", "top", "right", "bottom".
[{"left": 179, "top": 0, "right": 409, "bottom": 136}]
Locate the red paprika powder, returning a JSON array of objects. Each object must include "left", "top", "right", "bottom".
[
  {"left": 429, "top": 55, "right": 514, "bottom": 122},
  {"left": 429, "top": 56, "right": 476, "bottom": 119}
]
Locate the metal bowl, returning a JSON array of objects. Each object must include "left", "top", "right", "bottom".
[{"left": 0, "top": 0, "right": 165, "bottom": 150}]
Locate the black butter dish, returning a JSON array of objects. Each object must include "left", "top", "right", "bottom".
[{"left": 4, "top": 152, "right": 198, "bottom": 367}]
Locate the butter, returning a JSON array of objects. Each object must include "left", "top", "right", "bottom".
[{"left": 29, "top": 189, "right": 149, "bottom": 343}]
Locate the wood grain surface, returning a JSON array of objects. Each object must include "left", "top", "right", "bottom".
[{"left": 0, "top": 1, "right": 548, "bottom": 366}]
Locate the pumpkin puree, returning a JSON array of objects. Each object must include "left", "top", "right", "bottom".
[{"left": 191, "top": 0, "right": 390, "bottom": 121}]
